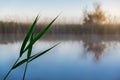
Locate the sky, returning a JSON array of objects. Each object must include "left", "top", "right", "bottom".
[{"left": 0, "top": 0, "right": 120, "bottom": 23}]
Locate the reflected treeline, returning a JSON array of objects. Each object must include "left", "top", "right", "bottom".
[
  {"left": 1, "top": 33, "right": 120, "bottom": 44},
  {"left": 83, "top": 39, "right": 105, "bottom": 62},
  {"left": 81, "top": 35, "right": 120, "bottom": 62},
  {"left": 0, "top": 33, "right": 119, "bottom": 62}
]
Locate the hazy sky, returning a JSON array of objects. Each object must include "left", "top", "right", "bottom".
[{"left": 0, "top": 0, "right": 120, "bottom": 22}]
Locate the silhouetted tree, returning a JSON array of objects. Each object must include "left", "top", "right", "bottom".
[{"left": 83, "top": 3, "right": 106, "bottom": 24}]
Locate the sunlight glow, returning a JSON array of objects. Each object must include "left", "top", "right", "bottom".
[{"left": 0, "top": 0, "right": 120, "bottom": 23}]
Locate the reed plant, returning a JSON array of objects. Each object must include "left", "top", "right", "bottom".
[{"left": 3, "top": 15, "right": 59, "bottom": 80}]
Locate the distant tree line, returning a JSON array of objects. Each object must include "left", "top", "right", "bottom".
[
  {"left": 0, "top": 3, "right": 120, "bottom": 35},
  {"left": 0, "top": 21, "right": 120, "bottom": 35}
]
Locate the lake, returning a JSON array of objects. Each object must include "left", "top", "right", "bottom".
[{"left": 1, "top": 34, "right": 120, "bottom": 80}]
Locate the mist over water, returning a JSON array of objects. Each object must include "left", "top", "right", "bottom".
[{"left": 1, "top": 34, "right": 120, "bottom": 80}]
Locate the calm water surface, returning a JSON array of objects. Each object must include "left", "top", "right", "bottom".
[{"left": 1, "top": 35, "right": 120, "bottom": 80}]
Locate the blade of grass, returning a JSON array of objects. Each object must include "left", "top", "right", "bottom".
[
  {"left": 23, "top": 62, "right": 28, "bottom": 80},
  {"left": 12, "top": 43, "right": 59, "bottom": 70},
  {"left": 3, "top": 57, "right": 20, "bottom": 80},
  {"left": 12, "top": 58, "right": 28, "bottom": 70},
  {"left": 23, "top": 15, "right": 59, "bottom": 53},
  {"left": 3, "top": 16, "right": 39, "bottom": 80},
  {"left": 4, "top": 15, "right": 59, "bottom": 80},
  {"left": 27, "top": 33, "right": 34, "bottom": 58},
  {"left": 28, "top": 43, "right": 59, "bottom": 62},
  {"left": 23, "top": 33, "right": 34, "bottom": 80},
  {"left": 31, "top": 16, "right": 59, "bottom": 45},
  {"left": 20, "top": 15, "right": 39, "bottom": 57}
]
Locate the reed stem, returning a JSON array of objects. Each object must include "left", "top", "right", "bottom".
[{"left": 3, "top": 57, "right": 20, "bottom": 80}]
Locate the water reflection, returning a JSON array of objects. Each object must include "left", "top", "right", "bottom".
[
  {"left": 1, "top": 34, "right": 120, "bottom": 43},
  {"left": 1, "top": 34, "right": 120, "bottom": 80},
  {"left": 83, "top": 40, "right": 105, "bottom": 62}
]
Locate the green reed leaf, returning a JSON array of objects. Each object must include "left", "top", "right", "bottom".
[
  {"left": 27, "top": 33, "right": 34, "bottom": 58},
  {"left": 28, "top": 43, "right": 59, "bottom": 62},
  {"left": 12, "top": 43, "right": 59, "bottom": 70},
  {"left": 20, "top": 16, "right": 39, "bottom": 57},
  {"left": 12, "top": 58, "right": 28, "bottom": 70},
  {"left": 23, "top": 16, "right": 59, "bottom": 52}
]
